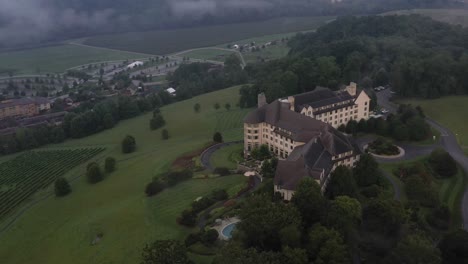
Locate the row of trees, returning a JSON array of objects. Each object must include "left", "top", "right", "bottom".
[
  {"left": 0, "top": 90, "right": 174, "bottom": 156},
  {"left": 339, "top": 104, "right": 431, "bottom": 142},
  {"left": 167, "top": 54, "right": 247, "bottom": 100}
]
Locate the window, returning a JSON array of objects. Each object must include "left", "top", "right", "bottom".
[
  {"left": 364, "top": 107, "right": 367, "bottom": 111},
  {"left": 247, "top": 129, "right": 251, "bottom": 133},
  {"left": 365, "top": 102, "right": 368, "bottom": 105}
]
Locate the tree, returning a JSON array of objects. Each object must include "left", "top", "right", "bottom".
[
  {"left": 385, "top": 234, "right": 441, "bottom": 264},
  {"left": 194, "top": 103, "right": 201, "bottom": 113},
  {"left": 429, "top": 149, "right": 457, "bottom": 178},
  {"left": 326, "top": 165, "right": 358, "bottom": 199},
  {"left": 214, "top": 102, "right": 220, "bottom": 110},
  {"left": 161, "top": 129, "right": 169, "bottom": 140},
  {"left": 105, "top": 157, "right": 116, "bottom": 173},
  {"left": 150, "top": 114, "right": 165, "bottom": 130},
  {"left": 438, "top": 229, "right": 468, "bottom": 264},
  {"left": 250, "top": 145, "right": 271, "bottom": 160},
  {"left": 326, "top": 196, "right": 361, "bottom": 234},
  {"left": 141, "top": 240, "right": 192, "bottom": 264},
  {"left": 87, "top": 162, "right": 103, "bottom": 183},
  {"left": 122, "top": 135, "right": 136, "bottom": 153},
  {"left": 362, "top": 199, "right": 407, "bottom": 236},
  {"left": 291, "top": 178, "right": 326, "bottom": 227},
  {"left": 225, "top": 103, "right": 231, "bottom": 111},
  {"left": 353, "top": 154, "right": 381, "bottom": 187},
  {"left": 213, "top": 132, "right": 223, "bottom": 143},
  {"left": 237, "top": 195, "right": 302, "bottom": 251},
  {"left": 54, "top": 177, "right": 71, "bottom": 197},
  {"left": 307, "top": 224, "right": 350, "bottom": 264}
]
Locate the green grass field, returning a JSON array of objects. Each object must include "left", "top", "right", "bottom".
[
  {"left": 401, "top": 96, "right": 468, "bottom": 147},
  {"left": 177, "top": 49, "right": 236, "bottom": 62},
  {"left": 383, "top": 9, "right": 468, "bottom": 27},
  {"left": 83, "top": 16, "right": 334, "bottom": 55},
  {"left": 0, "top": 44, "right": 147, "bottom": 75},
  {"left": 0, "top": 85, "right": 250, "bottom": 264},
  {"left": 244, "top": 44, "right": 291, "bottom": 63},
  {"left": 210, "top": 143, "right": 244, "bottom": 169}
]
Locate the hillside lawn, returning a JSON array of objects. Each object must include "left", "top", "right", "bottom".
[
  {"left": 0, "top": 85, "right": 250, "bottom": 264},
  {"left": 380, "top": 159, "right": 466, "bottom": 229},
  {"left": 210, "top": 143, "right": 244, "bottom": 170},
  {"left": 0, "top": 44, "right": 147, "bottom": 76},
  {"left": 383, "top": 9, "right": 468, "bottom": 27},
  {"left": 82, "top": 16, "right": 334, "bottom": 55},
  {"left": 400, "top": 96, "right": 468, "bottom": 148}
]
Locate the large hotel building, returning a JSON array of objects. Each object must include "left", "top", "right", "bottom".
[{"left": 243, "top": 83, "right": 370, "bottom": 199}]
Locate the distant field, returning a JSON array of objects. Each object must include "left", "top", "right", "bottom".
[
  {"left": 177, "top": 48, "right": 236, "bottom": 62},
  {"left": 0, "top": 44, "right": 147, "bottom": 75},
  {"left": 83, "top": 16, "right": 334, "bottom": 55},
  {"left": 0, "top": 85, "right": 251, "bottom": 264},
  {"left": 401, "top": 96, "right": 468, "bottom": 147},
  {"left": 383, "top": 9, "right": 468, "bottom": 27},
  {"left": 244, "top": 44, "right": 291, "bottom": 64}
]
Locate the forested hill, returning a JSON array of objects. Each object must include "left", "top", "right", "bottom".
[{"left": 240, "top": 15, "right": 468, "bottom": 107}]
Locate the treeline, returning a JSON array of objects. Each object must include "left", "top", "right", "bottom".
[
  {"left": 167, "top": 54, "right": 247, "bottom": 100},
  {"left": 288, "top": 15, "right": 468, "bottom": 98},
  {"left": 241, "top": 15, "right": 468, "bottom": 107},
  {"left": 340, "top": 104, "right": 431, "bottom": 141},
  {"left": 0, "top": 92, "right": 173, "bottom": 156}
]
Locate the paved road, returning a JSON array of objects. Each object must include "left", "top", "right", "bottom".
[{"left": 378, "top": 89, "right": 468, "bottom": 230}]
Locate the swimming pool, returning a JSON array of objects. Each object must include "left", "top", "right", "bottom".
[{"left": 221, "top": 222, "right": 237, "bottom": 239}]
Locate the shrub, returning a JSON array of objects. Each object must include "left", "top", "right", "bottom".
[
  {"left": 368, "top": 138, "right": 399, "bottom": 155},
  {"left": 121, "top": 135, "right": 136, "bottom": 153},
  {"left": 150, "top": 114, "right": 166, "bottom": 130},
  {"left": 165, "top": 170, "right": 193, "bottom": 186},
  {"left": 213, "top": 132, "right": 223, "bottom": 143},
  {"left": 429, "top": 149, "right": 457, "bottom": 178},
  {"left": 104, "top": 157, "right": 116, "bottom": 173},
  {"left": 211, "top": 189, "right": 228, "bottom": 201},
  {"left": 185, "top": 233, "right": 200, "bottom": 247},
  {"left": 192, "top": 197, "right": 216, "bottom": 213},
  {"left": 54, "top": 177, "right": 71, "bottom": 197},
  {"left": 161, "top": 129, "right": 169, "bottom": 140},
  {"left": 426, "top": 205, "right": 451, "bottom": 230},
  {"left": 213, "top": 103, "right": 220, "bottom": 110},
  {"left": 200, "top": 229, "right": 219, "bottom": 245},
  {"left": 145, "top": 179, "right": 166, "bottom": 197},
  {"left": 87, "top": 163, "right": 103, "bottom": 183},
  {"left": 213, "top": 167, "right": 230, "bottom": 176},
  {"left": 194, "top": 103, "right": 201, "bottom": 113},
  {"left": 178, "top": 209, "right": 197, "bottom": 227}
]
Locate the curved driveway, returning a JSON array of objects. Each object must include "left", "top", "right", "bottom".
[
  {"left": 200, "top": 141, "right": 243, "bottom": 171},
  {"left": 377, "top": 89, "right": 468, "bottom": 230}
]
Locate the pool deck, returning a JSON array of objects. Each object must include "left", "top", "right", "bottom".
[{"left": 212, "top": 216, "right": 240, "bottom": 240}]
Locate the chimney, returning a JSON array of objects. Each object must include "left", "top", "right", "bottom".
[
  {"left": 346, "top": 82, "right": 357, "bottom": 96},
  {"left": 258, "top": 93, "right": 267, "bottom": 108}
]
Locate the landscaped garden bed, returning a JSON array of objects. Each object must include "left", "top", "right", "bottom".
[{"left": 367, "top": 138, "right": 401, "bottom": 156}]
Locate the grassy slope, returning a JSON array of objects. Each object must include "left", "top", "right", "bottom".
[
  {"left": 0, "top": 85, "right": 250, "bottom": 264},
  {"left": 210, "top": 143, "right": 244, "bottom": 169},
  {"left": 0, "top": 44, "right": 146, "bottom": 75},
  {"left": 383, "top": 9, "right": 468, "bottom": 27},
  {"left": 83, "top": 16, "right": 334, "bottom": 55},
  {"left": 401, "top": 96, "right": 468, "bottom": 147}
]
